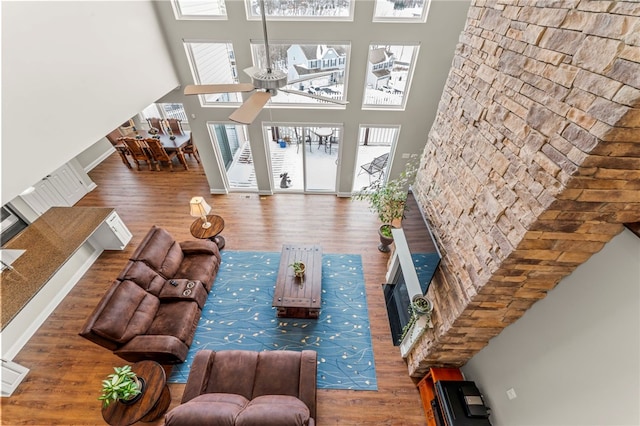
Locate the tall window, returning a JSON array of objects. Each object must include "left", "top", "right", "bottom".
[
  {"left": 141, "top": 103, "right": 189, "bottom": 124},
  {"left": 244, "top": 0, "right": 353, "bottom": 20},
  {"left": 373, "top": 0, "right": 431, "bottom": 22},
  {"left": 362, "top": 44, "right": 419, "bottom": 110},
  {"left": 250, "top": 41, "right": 350, "bottom": 106},
  {"left": 184, "top": 42, "right": 243, "bottom": 105},
  {"left": 172, "top": 0, "right": 227, "bottom": 19},
  {"left": 352, "top": 126, "right": 399, "bottom": 191}
]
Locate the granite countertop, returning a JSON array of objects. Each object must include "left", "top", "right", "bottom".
[{"left": 1, "top": 207, "right": 114, "bottom": 329}]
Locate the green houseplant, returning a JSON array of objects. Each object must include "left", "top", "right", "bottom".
[
  {"left": 353, "top": 160, "right": 418, "bottom": 252},
  {"left": 99, "top": 365, "right": 144, "bottom": 408},
  {"left": 289, "top": 260, "right": 306, "bottom": 279},
  {"left": 398, "top": 295, "right": 433, "bottom": 344}
]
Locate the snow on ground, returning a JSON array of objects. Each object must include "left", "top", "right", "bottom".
[{"left": 226, "top": 139, "right": 391, "bottom": 193}]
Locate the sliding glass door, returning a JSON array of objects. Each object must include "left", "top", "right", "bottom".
[
  {"left": 209, "top": 123, "right": 258, "bottom": 191},
  {"left": 264, "top": 125, "right": 340, "bottom": 193}
]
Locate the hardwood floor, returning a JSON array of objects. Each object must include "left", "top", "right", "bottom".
[{"left": 1, "top": 152, "right": 427, "bottom": 425}]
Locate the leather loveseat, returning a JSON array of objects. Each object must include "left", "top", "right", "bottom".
[
  {"left": 80, "top": 226, "right": 221, "bottom": 364},
  {"left": 165, "top": 349, "right": 318, "bottom": 426}
]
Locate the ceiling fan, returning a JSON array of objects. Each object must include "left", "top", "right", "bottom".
[{"left": 183, "top": 0, "right": 348, "bottom": 125}]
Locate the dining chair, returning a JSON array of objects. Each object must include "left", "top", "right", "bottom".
[
  {"left": 145, "top": 138, "right": 179, "bottom": 171},
  {"left": 147, "top": 117, "right": 166, "bottom": 134},
  {"left": 105, "top": 129, "right": 132, "bottom": 169},
  {"left": 122, "top": 138, "right": 154, "bottom": 171},
  {"left": 166, "top": 118, "right": 184, "bottom": 135},
  {"left": 182, "top": 140, "right": 201, "bottom": 163}
]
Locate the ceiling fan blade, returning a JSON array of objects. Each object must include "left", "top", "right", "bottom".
[
  {"left": 243, "top": 66, "right": 261, "bottom": 78},
  {"left": 229, "top": 91, "right": 272, "bottom": 124},
  {"left": 287, "top": 71, "right": 336, "bottom": 85},
  {"left": 184, "top": 83, "right": 255, "bottom": 95},
  {"left": 279, "top": 88, "right": 349, "bottom": 105}
]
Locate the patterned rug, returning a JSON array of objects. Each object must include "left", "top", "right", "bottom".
[{"left": 168, "top": 251, "right": 377, "bottom": 390}]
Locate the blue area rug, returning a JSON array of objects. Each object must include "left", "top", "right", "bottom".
[{"left": 168, "top": 251, "right": 377, "bottom": 390}]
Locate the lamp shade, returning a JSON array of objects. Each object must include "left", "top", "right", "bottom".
[{"left": 190, "top": 196, "right": 211, "bottom": 218}]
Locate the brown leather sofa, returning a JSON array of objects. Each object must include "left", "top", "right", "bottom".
[
  {"left": 79, "top": 226, "right": 221, "bottom": 364},
  {"left": 165, "top": 349, "right": 317, "bottom": 426}
]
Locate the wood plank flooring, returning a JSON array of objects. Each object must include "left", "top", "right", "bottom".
[{"left": 1, "top": 152, "right": 427, "bottom": 425}]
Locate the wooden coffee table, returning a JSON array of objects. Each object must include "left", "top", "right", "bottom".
[
  {"left": 101, "top": 360, "right": 171, "bottom": 425},
  {"left": 272, "top": 244, "right": 322, "bottom": 319}
]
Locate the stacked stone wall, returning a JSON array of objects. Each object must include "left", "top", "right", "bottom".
[{"left": 409, "top": 0, "right": 640, "bottom": 376}]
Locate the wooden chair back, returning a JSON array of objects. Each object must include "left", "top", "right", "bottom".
[
  {"left": 145, "top": 138, "right": 177, "bottom": 171},
  {"left": 166, "top": 118, "right": 184, "bottom": 135},
  {"left": 147, "top": 117, "right": 166, "bottom": 134},
  {"left": 122, "top": 138, "right": 153, "bottom": 170},
  {"left": 105, "top": 128, "right": 123, "bottom": 145}
]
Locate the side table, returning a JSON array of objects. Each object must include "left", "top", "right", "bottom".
[
  {"left": 190, "top": 214, "right": 225, "bottom": 249},
  {"left": 101, "top": 360, "right": 171, "bottom": 425}
]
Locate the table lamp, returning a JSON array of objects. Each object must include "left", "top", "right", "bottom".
[{"left": 190, "top": 196, "right": 212, "bottom": 229}]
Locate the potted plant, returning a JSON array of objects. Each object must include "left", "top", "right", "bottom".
[
  {"left": 398, "top": 295, "right": 433, "bottom": 344},
  {"left": 289, "top": 261, "right": 306, "bottom": 279},
  {"left": 353, "top": 161, "right": 418, "bottom": 252},
  {"left": 99, "top": 365, "right": 144, "bottom": 408}
]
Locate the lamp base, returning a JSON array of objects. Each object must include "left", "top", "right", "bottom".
[{"left": 201, "top": 222, "right": 211, "bottom": 229}]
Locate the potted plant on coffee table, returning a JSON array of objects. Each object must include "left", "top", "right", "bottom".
[
  {"left": 99, "top": 365, "right": 145, "bottom": 408},
  {"left": 353, "top": 161, "right": 418, "bottom": 252},
  {"left": 290, "top": 260, "right": 306, "bottom": 280}
]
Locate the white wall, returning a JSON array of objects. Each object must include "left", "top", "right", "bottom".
[
  {"left": 1, "top": 1, "right": 180, "bottom": 204},
  {"left": 462, "top": 229, "right": 640, "bottom": 425}
]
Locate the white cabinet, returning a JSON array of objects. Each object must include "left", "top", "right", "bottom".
[
  {"left": 92, "top": 211, "right": 132, "bottom": 250},
  {"left": 1, "top": 359, "right": 29, "bottom": 397}
]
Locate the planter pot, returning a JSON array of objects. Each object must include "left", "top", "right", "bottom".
[
  {"left": 293, "top": 263, "right": 306, "bottom": 278},
  {"left": 378, "top": 224, "right": 395, "bottom": 253},
  {"left": 411, "top": 295, "right": 432, "bottom": 316},
  {"left": 119, "top": 377, "right": 145, "bottom": 406}
]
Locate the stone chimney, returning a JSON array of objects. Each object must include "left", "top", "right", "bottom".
[{"left": 409, "top": 1, "right": 640, "bottom": 376}]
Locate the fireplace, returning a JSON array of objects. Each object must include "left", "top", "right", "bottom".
[{"left": 383, "top": 191, "right": 441, "bottom": 350}]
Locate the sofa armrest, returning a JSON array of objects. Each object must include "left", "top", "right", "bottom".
[
  {"left": 180, "top": 240, "right": 221, "bottom": 260},
  {"left": 182, "top": 350, "right": 216, "bottom": 403},
  {"left": 114, "top": 335, "right": 189, "bottom": 364},
  {"left": 298, "top": 350, "right": 318, "bottom": 420}
]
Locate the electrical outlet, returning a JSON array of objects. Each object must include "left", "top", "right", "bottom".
[{"left": 506, "top": 387, "right": 517, "bottom": 400}]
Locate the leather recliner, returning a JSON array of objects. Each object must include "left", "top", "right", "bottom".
[
  {"left": 79, "top": 226, "right": 221, "bottom": 364},
  {"left": 165, "top": 349, "right": 318, "bottom": 426}
]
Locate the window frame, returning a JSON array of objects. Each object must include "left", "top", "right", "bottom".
[
  {"left": 361, "top": 42, "right": 420, "bottom": 111},
  {"left": 171, "top": 0, "right": 228, "bottom": 20}
]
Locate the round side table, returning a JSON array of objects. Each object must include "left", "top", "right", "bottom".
[
  {"left": 101, "top": 360, "right": 171, "bottom": 426},
  {"left": 190, "top": 214, "right": 225, "bottom": 249}
]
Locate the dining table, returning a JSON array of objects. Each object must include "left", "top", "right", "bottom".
[{"left": 116, "top": 130, "right": 192, "bottom": 170}]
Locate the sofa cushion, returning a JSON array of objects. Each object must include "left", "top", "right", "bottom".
[
  {"left": 131, "top": 227, "right": 184, "bottom": 278},
  {"left": 252, "top": 350, "right": 301, "bottom": 398},
  {"left": 205, "top": 350, "right": 259, "bottom": 400},
  {"left": 92, "top": 280, "right": 159, "bottom": 344},
  {"left": 146, "top": 301, "right": 200, "bottom": 346},
  {"left": 174, "top": 254, "right": 218, "bottom": 292},
  {"left": 236, "top": 395, "right": 310, "bottom": 426},
  {"left": 165, "top": 393, "right": 249, "bottom": 426},
  {"left": 117, "top": 260, "right": 166, "bottom": 296}
]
